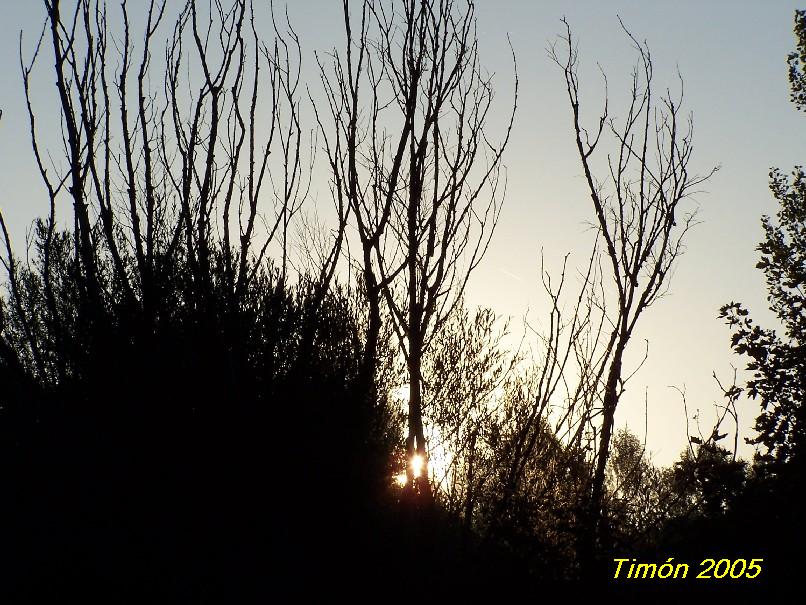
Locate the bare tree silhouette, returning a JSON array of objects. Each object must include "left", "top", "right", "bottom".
[
  {"left": 315, "top": 0, "right": 517, "bottom": 501},
  {"left": 550, "top": 17, "right": 717, "bottom": 559},
  {"left": 0, "top": 0, "right": 347, "bottom": 384}
]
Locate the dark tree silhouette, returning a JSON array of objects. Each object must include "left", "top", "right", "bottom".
[
  {"left": 0, "top": 1, "right": 376, "bottom": 598},
  {"left": 315, "top": 0, "right": 517, "bottom": 501},
  {"left": 720, "top": 9, "right": 806, "bottom": 483},
  {"left": 551, "top": 18, "right": 717, "bottom": 559}
]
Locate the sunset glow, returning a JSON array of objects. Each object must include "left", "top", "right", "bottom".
[
  {"left": 393, "top": 453, "right": 435, "bottom": 487},
  {"left": 411, "top": 453, "right": 425, "bottom": 478}
]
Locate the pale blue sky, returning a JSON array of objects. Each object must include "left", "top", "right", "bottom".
[{"left": 1, "top": 1, "right": 804, "bottom": 465}]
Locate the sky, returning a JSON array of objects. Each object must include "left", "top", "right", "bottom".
[{"left": 1, "top": 0, "right": 804, "bottom": 466}]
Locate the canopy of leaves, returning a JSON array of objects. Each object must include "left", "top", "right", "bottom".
[{"left": 720, "top": 13, "right": 806, "bottom": 477}]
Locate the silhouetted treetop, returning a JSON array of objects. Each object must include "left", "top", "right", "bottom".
[{"left": 788, "top": 9, "right": 806, "bottom": 111}]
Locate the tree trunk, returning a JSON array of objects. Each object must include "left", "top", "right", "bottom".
[
  {"left": 405, "top": 328, "right": 433, "bottom": 503},
  {"left": 359, "top": 276, "right": 382, "bottom": 406},
  {"left": 581, "top": 340, "right": 625, "bottom": 571}
]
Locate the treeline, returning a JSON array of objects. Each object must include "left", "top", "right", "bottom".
[{"left": 0, "top": 0, "right": 802, "bottom": 598}]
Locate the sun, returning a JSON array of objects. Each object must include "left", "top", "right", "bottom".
[
  {"left": 393, "top": 454, "right": 425, "bottom": 487},
  {"left": 393, "top": 447, "right": 454, "bottom": 488},
  {"left": 388, "top": 385, "right": 454, "bottom": 489},
  {"left": 411, "top": 453, "right": 425, "bottom": 478}
]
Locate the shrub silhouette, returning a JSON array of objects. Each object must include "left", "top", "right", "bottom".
[{"left": 0, "top": 223, "right": 397, "bottom": 597}]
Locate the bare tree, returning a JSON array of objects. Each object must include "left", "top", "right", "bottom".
[
  {"left": 0, "top": 0, "right": 345, "bottom": 386},
  {"left": 550, "top": 18, "right": 717, "bottom": 551},
  {"left": 316, "top": 0, "right": 516, "bottom": 501}
]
